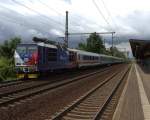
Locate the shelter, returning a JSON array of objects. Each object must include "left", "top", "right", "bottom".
[{"left": 129, "top": 39, "right": 150, "bottom": 60}]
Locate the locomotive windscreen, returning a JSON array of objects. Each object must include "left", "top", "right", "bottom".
[
  {"left": 16, "top": 45, "right": 37, "bottom": 55},
  {"left": 15, "top": 44, "right": 38, "bottom": 66}
]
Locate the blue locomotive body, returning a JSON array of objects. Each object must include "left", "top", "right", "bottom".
[{"left": 37, "top": 43, "right": 69, "bottom": 72}]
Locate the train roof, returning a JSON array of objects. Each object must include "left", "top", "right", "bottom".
[
  {"left": 68, "top": 48, "right": 123, "bottom": 59},
  {"left": 37, "top": 42, "right": 57, "bottom": 49},
  {"left": 17, "top": 42, "right": 57, "bottom": 49},
  {"left": 68, "top": 48, "right": 100, "bottom": 56},
  {"left": 17, "top": 43, "right": 123, "bottom": 60}
]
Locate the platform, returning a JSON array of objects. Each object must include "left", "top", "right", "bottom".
[{"left": 113, "top": 63, "right": 150, "bottom": 120}]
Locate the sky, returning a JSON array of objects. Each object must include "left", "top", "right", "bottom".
[{"left": 0, "top": 0, "right": 150, "bottom": 54}]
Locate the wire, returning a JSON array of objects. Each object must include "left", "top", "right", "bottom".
[
  {"left": 99, "top": 0, "right": 118, "bottom": 29},
  {"left": 38, "top": 0, "right": 65, "bottom": 16},
  {"left": 37, "top": 1, "right": 85, "bottom": 29},
  {"left": 0, "top": 4, "right": 52, "bottom": 27},
  {"left": 92, "top": 0, "right": 113, "bottom": 31},
  {"left": 0, "top": 4, "right": 64, "bottom": 34},
  {"left": 38, "top": 0, "right": 106, "bottom": 32},
  {"left": 0, "top": 14, "right": 51, "bottom": 34},
  {"left": 11, "top": 0, "right": 65, "bottom": 30}
]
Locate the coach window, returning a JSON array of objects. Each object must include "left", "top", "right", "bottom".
[{"left": 48, "top": 48, "right": 57, "bottom": 61}]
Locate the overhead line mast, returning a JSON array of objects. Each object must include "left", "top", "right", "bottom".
[
  {"left": 64, "top": 11, "right": 115, "bottom": 56},
  {"left": 68, "top": 32, "right": 115, "bottom": 56},
  {"left": 65, "top": 11, "right": 69, "bottom": 48}
]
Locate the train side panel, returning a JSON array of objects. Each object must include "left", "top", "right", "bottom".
[{"left": 37, "top": 45, "right": 69, "bottom": 72}]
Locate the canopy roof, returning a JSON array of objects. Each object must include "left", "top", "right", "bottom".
[{"left": 129, "top": 39, "right": 150, "bottom": 59}]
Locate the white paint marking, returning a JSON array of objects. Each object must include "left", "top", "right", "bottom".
[{"left": 135, "top": 64, "right": 150, "bottom": 120}]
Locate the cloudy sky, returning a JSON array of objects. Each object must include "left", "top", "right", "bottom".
[{"left": 0, "top": 0, "right": 150, "bottom": 53}]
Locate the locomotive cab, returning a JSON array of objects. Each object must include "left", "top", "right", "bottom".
[{"left": 14, "top": 44, "right": 38, "bottom": 78}]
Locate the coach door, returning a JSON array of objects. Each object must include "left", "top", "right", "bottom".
[{"left": 69, "top": 51, "right": 77, "bottom": 68}]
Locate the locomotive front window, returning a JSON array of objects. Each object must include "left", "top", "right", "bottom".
[
  {"left": 16, "top": 46, "right": 26, "bottom": 54},
  {"left": 28, "top": 46, "right": 37, "bottom": 54}
]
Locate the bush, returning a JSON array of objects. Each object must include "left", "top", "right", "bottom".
[{"left": 0, "top": 57, "right": 16, "bottom": 81}]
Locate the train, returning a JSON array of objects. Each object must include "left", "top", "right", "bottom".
[{"left": 14, "top": 37, "right": 124, "bottom": 78}]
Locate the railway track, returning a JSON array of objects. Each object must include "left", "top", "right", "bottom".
[
  {"left": 0, "top": 79, "right": 31, "bottom": 88},
  {"left": 0, "top": 65, "right": 111, "bottom": 89},
  {"left": 0, "top": 66, "right": 114, "bottom": 97},
  {"left": 50, "top": 65, "right": 130, "bottom": 120},
  {"left": 0, "top": 65, "right": 118, "bottom": 107}
]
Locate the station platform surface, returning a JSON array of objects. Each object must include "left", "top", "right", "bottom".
[{"left": 113, "top": 63, "right": 150, "bottom": 120}]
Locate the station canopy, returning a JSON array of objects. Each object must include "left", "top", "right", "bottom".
[{"left": 129, "top": 39, "right": 150, "bottom": 59}]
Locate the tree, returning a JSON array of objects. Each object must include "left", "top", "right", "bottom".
[
  {"left": 110, "top": 47, "right": 126, "bottom": 58},
  {"left": 78, "top": 42, "right": 87, "bottom": 51},
  {"left": 0, "top": 37, "right": 21, "bottom": 58},
  {"left": 78, "top": 32, "right": 106, "bottom": 54}
]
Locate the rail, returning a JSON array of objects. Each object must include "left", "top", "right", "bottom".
[
  {"left": 51, "top": 66, "right": 130, "bottom": 120},
  {"left": 0, "top": 66, "right": 112, "bottom": 107}
]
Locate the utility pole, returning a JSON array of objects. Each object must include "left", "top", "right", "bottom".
[
  {"left": 111, "top": 32, "right": 115, "bottom": 56},
  {"left": 65, "top": 11, "right": 69, "bottom": 47}
]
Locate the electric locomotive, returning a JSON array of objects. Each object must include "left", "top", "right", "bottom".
[{"left": 14, "top": 37, "right": 70, "bottom": 78}]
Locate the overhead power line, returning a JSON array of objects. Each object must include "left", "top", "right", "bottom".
[
  {"left": 0, "top": 4, "right": 56, "bottom": 28},
  {"left": 20, "top": 0, "right": 79, "bottom": 32},
  {"left": 0, "top": 4, "right": 65, "bottom": 34},
  {"left": 38, "top": 0, "right": 106, "bottom": 32},
  {"left": 12, "top": 0, "right": 65, "bottom": 30},
  {"left": 38, "top": 0, "right": 91, "bottom": 31},
  {"left": 92, "top": 0, "right": 113, "bottom": 31},
  {"left": 0, "top": 14, "right": 49, "bottom": 34},
  {"left": 99, "top": 0, "right": 118, "bottom": 29},
  {"left": 38, "top": 0, "right": 65, "bottom": 16}
]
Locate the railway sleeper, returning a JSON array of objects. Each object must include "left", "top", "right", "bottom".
[
  {"left": 69, "top": 110, "right": 96, "bottom": 116},
  {"left": 79, "top": 103, "right": 100, "bottom": 108},
  {"left": 63, "top": 116, "right": 92, "bottom": 120},
  {"left": 76, "top": 105, "right": 100, "bottom": 109},
  {"left": 80, "top": 102, "right": 101, "bottom": 105},
  {"left": 65, "top": 112, "right": 94, "bottom": 119},
  {"left": 74, "top": 107, "right": 99, "bottom": 112}
]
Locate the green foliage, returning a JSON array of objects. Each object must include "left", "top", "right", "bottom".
[
  {"left": 0, "top": 37, "right": 21, "bottom": 58},
  {"left": 0, "top": 57, "right": 15, "bottom": 81},
  {"left": 110, "top": 47, "right": 126, "bottom": 58},
  {"left": 77, "top": 32, "right": 126, "bottom": 59},
  {"left": 78, "top": 32, "right": 105, "bottom": 54},
  {"left": 78, "top": 42, "right": 87, "bottom": 51},
  {"left": 0, "top": 37, "right": 21, "bottom": 81}
]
